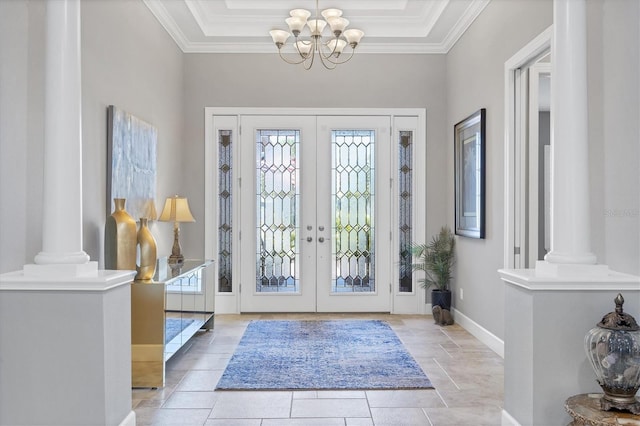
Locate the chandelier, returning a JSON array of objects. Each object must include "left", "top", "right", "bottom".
[{"left": 269, "top": 1, "right": 364, "bottom": 70}]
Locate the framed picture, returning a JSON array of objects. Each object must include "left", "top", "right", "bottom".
[
  {"left": 106, "top": 105, "right": 158, "bottom": 221},
  {"left": 454, "top": 108, "right": 486, "bottom": 239}
]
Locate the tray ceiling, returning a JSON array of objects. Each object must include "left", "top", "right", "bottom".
[{"left": 143, "top": 0, "right": 490, "bottom": 54}]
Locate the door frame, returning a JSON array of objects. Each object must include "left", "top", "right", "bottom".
[
  {"left": 527, "top": 62, "right": 551, "bottom": 267},
  {"left": 503, "top": 27, "right": 552, "bottom": 269},
  {"left": 204, "top": 107, "right": 426, "bottom": 314}
]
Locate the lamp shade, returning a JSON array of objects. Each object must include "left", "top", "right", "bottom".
[
  {"left": 343, "top": 28, "right": 364, "bottom": 46},
  {"left": 269, "top": 29, "right": 290, "bottom": 45},
  {"left": 158, "top": 196, "right": 195, "bottom": 223},
  {"left": 289, "top": 8, "right": 311, "bottom": 20},
  {"left": 326, "top": 38, "right": 347, "bottom": 55},
  {"left": 285, "top": 17, "right": 306, "bottom": 33},
  {"left": 307, "top": 19, "right": 327, "bottom": 36},
  {"left": 142, "top": 198, "right": 158, "bottom": 221}
]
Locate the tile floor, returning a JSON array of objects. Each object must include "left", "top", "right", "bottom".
[{"left": 132, "top": 313, "right": 504, "bottom": 425}]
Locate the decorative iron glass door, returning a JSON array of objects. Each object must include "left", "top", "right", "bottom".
[{"left": 239, "top": 115, "right": 391, "bottom": 312}]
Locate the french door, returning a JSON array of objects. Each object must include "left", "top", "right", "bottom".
[{"left": 238, "top": 115, "right": 392, "bottom": 312}]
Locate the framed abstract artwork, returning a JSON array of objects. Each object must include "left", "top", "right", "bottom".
[
  {"left": 454, "top": 108, "right": 486, "bottom": 239},
  {"left": 106, "top": 105, "right": 158, "bottom": 222}
]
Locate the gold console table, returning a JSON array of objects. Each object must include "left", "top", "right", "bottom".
[{"left": 131, "top": 259, "right": 214, "bottom": 388}]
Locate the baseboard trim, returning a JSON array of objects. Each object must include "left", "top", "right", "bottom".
[
  {"left": 119, "top": 410, "right": 136, "bottom": 426},
  {"left": 501, "top": 409, "right": 521, "bottom": 426},
  {"left": 451, "top": 307, "right": 504, "bottom": 358}
]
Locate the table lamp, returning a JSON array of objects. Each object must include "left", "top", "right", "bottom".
[{"left": 158, "top": 195, "right": 195, "bottom": 264}]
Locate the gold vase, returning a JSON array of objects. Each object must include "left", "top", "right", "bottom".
[
  {"left": 135, "top": 217, "right": 157, "bottom": 281},
  {"left": 105, "top": 198, "right": 137, "bottom": 270}
]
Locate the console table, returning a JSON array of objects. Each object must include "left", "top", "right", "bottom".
[
  {"left": 131, "top": 259, "right": 214, "bottom": 388},
  {"left": 565, "top": 393, "right": 640, "bottom": 425}
]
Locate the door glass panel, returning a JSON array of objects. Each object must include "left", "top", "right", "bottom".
[
  {"left": 255, "top": 129, "right": 300, "bottom": 293},
  {"left": 218, "top": 130, "right": 232, "bottom": 293},
  {"left": 332, "top": 130, "right": 375, "bottom": 293},
  {"left": 398, "top": 131, "right": 413, "bottom": 292}
]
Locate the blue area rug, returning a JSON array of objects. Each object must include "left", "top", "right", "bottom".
[
  {"left": 165, "top": 318, "right": 194, "bottom": 343},
  {"left": 216, "top": 320, "right": 433, "bottom": 390}
]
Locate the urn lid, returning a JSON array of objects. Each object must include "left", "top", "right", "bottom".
[{"left": 597, "top": 293, "right": 639, "bottom": 331}]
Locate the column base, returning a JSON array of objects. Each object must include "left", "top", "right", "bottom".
[
  {"left": 535, "top": 260, "right": 609, "bottom": 278},
  {"left": 34, "top": 250, "right": 91, "bottom": 265},
  {"left": 24, "top": 260, "right": 98, "bottom": 278},
  {"left": 543, "top": 251, "right": 597, "bottom": 266}
]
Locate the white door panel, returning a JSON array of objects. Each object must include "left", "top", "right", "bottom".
[
  {"left": 315, "top": 116, "right": 391, "bottom": 312},
  {"left": 239, "top": 115, "right": 391, "bottom": 312},
  {"left": 239, "top": 116, "right": 317, "bottom": 312}
]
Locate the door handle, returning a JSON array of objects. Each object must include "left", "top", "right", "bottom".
[
  {"left": 318, "top": 237, "right": 325, "bottom": 243},
  {"left": 307, "top": 237, "right": 313, "bottom": 242}
]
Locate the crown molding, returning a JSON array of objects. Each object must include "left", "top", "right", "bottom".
[
  {"left": 222, "top": 0, "right": 411, "bottom": 11},
  {"left": 440, "top": 0, "right": 489, "bottom": 52},
  {"left": 144, "top": 0, "right": 191, "bottom": 51},
  {"left": 145, "top": 0, "right": 489, "bottom": 55}
]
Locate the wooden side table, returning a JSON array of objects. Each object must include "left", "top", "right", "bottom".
[{"left": 565, "top": 393, "right": 640, "bottom": 425}]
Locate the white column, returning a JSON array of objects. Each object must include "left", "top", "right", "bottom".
[
  {"left": 33, "top": 0, "right": 89, "bottom": 266},
  {"left": 0, "top": 3, "right": 135, "bottom": 424},
  {"left": 544, "top": 0, "right": 597, "bottom": 265}
]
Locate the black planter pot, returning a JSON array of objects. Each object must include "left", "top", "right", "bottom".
[{"left": 431, "top": 289, "right": 452, "bottom": 311}]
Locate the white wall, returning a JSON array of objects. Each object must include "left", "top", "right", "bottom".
[
  {"left": 587, "top": 0, "right": 640, "bottom": 275},
  {"left": 446, "top": 0, "right": 640, "bottom": 343},
  {"left": 0, "top": 0, "right": 185, "bottom": 273},
  {"left": 0, "top": 1, "right": 44, "bottom": 273},
  {"left": 1, "top": 0, "right": 636, "bottom": 346},
  {"left": 80, "top": 0, "right": 185, "bottom": 265},
  {"left": 446, "top": 0, "right": 554, "bottom": 341},
  {"left": 180, "top": 53, "right": 450, "bottom": 270}
]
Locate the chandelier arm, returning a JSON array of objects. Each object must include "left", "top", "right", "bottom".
[
  {"left": 318, "top": 36, "right": 341, "bottom": 60},
  {"left": 303, "top": 45, "right": 316, "bottom": 70},
  {"left": 277, "top": 48, "right": 309, "bottom": 65},
  {"left": 317, "top": 50, "right": 338, "bottom": 70},
  {"left": 293, "top": 36, "right": 313, "bottom": 57},
  {"left": 322, "top": 47, "right": 357, "bottom": 65}
]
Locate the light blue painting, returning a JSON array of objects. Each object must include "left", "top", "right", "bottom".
[{"left": 107, "top": 105, "right": 157, "bottom": 222}]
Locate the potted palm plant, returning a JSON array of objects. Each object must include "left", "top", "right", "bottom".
[{"left": 410, "top": 226, "right": 455, "bottom": 311}]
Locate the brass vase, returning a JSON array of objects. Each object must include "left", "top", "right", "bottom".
[
  {"left": 105, "top": 198, "right": 137, "bottom": 270},
  {"left": 135, "top": 217, "right": 157, "bottom": 281}
]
